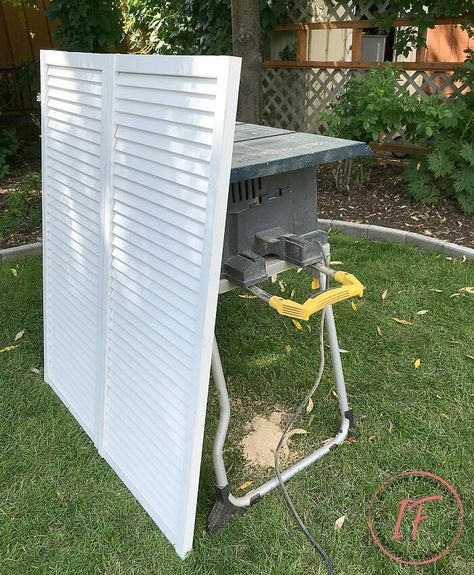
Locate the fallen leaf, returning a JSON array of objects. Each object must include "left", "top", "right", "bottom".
[
  {"left": 306, "top": 324, "right": 312, "bottom": 333},
  {"left": 339, "top": 349, "right": 349, "bottom": 353},
  {"left": 0, "top": 345, "right": 18, "bottom": 353},
  {"left": 436, "top": 394, "right": 442, "bottom": 399},
  {"left": 450, "top": 293, "right": 461, "bottom": 298},
  {"left": 283, "top": 428, "right": 308, "bottom": 448},
  {"left": 284, "top": 344, "right": 292, "bottom": 353},
  {"left": 416, "top": 310, "right": 429, "bottom": 315},
  {"left": 296, "top": 268, "right": 303, "bottom": 274},
  {"left": 388, "top": 420, "right": 394, "bottom": 433},
  {"left": 458, "top": 287, "right": 474, "bottom": 295},
  {"left": 306, "top": 397, "right": 314, "bottom": 414},
  {"left": 465, "top": 354, "right": 474, "bottom": 361},
  {"left": 30, "top": 367, "right": 41, "bottom": 374},
  {"left": 368, "top": 435, "right": 376, "bottom": 444},
  {"left": 331, "top": 389, "right": 339, "bottom": 399},
  {"left": 392, "top": 317, "right": 412, "bottom": 326},
  {"left": 376, "top": 326, "right": 383, "bottom": 337},
  {"left": 237, "top": 480, "right": 253, "bottom": 491},
  {"left": 461, "top": 256, "right": 467, "bottom": 263},
  {"left": 382, "top": 289, "right": 388, "bottom": 301},
  {"left": 290, "top": 288, "right": 296, "bottom": 299},
  {"left": 351, "top": 301, "right": 357, "bottom": 311},
  {"left": 346, "top": 436, "right": 357, "bottom": 445},
  {"left": 271, "top": 274, "right": 278, "bottom": 283},
  {"left": 330, "top": 261, "right": 343, "bottom": 266},
  {"left": 9, "top": 268, "right": 17, "bottom": 277},
  {"left": 334, "top": 515, "right": 347, "bottom": 530},
  {"left": 14, "top": 330, "right": 25, "bottom": 341},
  {"left": 238, "top": 294, "right": 257, "bottom": 299},
  {"left": 279, "top": 279, "right": 286, "bottom": 293},
  {"left": 292, "top": 319, "right": 302, "bottom": 331},
  {"left": 414, "top": 358, "right": 421, "bottom": 369},
  {"left": 429, "top": 289, "right": 443, "bottom": 293}
]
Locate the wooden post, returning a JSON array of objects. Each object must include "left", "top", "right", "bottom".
[
  {"left": 296, "top": 29, "right": 308, "bottom": 63},
  {"left": 352, "top": 27, "right": 362, "bottom": 62},
  {"left": 231, "top": 0, "right": 262, "bottom": 123}
]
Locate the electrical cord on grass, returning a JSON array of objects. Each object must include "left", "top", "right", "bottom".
[{"left": 274, "top": 246, "right": 334, "bottom": 575}]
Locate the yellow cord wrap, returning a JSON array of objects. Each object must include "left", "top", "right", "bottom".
[{"left": 268, "top": 271, "right": 364, "bottom": 321}]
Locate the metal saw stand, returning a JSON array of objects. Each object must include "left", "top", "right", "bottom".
[{"left": 207, "top": 256, "right": 355, "bottom": 533}]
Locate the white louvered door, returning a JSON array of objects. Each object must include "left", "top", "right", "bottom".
[{"left": 41, "top": 51, "right": 241, "bottom": 558}]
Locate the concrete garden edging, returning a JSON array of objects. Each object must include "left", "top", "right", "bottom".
[
  {"left": 318, "top": 219, "right": 474, "bottom": 260},
  {"left": 0, "top": 223, "right": 473, "bottom": 262}
]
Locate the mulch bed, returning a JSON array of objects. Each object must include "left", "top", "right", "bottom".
[{"left": 317, "top": 157, "right": 474, "bottom": 248}]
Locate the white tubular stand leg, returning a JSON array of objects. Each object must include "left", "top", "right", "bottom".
[{"left": 207, "top": 271, "right": 355, "bottom": 532}]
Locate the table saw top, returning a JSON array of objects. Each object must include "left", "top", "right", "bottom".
[{"left": 230, "top": 122, "right": 371, "bottom": 183}]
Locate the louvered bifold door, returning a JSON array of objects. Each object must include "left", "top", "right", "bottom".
[{"left": 41, "top": 51, "right": 241, "bottom": 558}]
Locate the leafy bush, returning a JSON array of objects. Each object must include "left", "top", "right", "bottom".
[
  {"left": 323, "top": 66, "right": 449, "bottom": 144},
  {"left": 123, "top": 0, "right": 293, "bottom": 55},
  {"left": 46, "top": 0, "right": 122, "bottom": 52},
  {"left": 0, "top": 130, "right": 19, "bottom": 180},
  {"left": 405, "top": 94, "right": 474, "bottom": 214}
]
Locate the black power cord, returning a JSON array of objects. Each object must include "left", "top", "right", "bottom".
[{"left": 274, "top": 250, "right": 335, "bottom": 574}]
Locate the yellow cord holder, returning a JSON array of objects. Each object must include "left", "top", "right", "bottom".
[{"left": 246, "top": 264, "right": 364, "bottom": 321}]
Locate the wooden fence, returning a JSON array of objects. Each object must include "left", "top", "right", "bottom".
[{"left": 0, "top": 0, "right": 58, "bottom": 115}]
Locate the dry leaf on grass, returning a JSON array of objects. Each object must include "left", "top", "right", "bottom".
[
  {"left": 290, "top": 288, "right": 296, "bottom": 299},
  {"left": 376, "top": 326, "right": 383, "bottom": 337},
  {"left": 429, "top": 289, "right": 443, "bottom": 293},
  {"left": 9, "top": 268, "right": 17, "bottom": 278},
  {"left": 414, "top": 358, "right": 421, "bottom": 369},
  {"left": 237, "top": 480, "right": 253, "bottom": 491},
  {"left": 282, "top": 429, "right": 308, "bottom": 449},
  {"left": 334, "top": 515, "right": 347, "bottom": 530},
  {"left": 296, "top": 268, "right": 303, "bottom": 274},
  {"left": 271, "top": 274, "right": 278, "bottom": 283},
  {"left": 30, "top": 368, "right": 41, "bottom": 374},
  {"left": 392, "top": 317, "right": 412, "bottom": 326},
  {"left": 238, "top": 294, "right": 256, "bottom": 299},
  {"left": 346, "top": 436, "right": 357, "bottom": 445},
  {"left": 351, "top": 301, "right": 357, "bottom": 311},
  {"left": 465, "top": 354, "right": 474, "bottom": 361},
  {"left": 339, "top": 348, "right": 349, "bottom": 353},
  {"left": 388, "top": 420, "right": 394, "bottom": 433},
  {"left": 279, "top": 279, "right": 286, "bottom": 293},
  {"left": 458, "top": 287, "right": 474, "bottom": 295},
  {"left": 14, "top": 330, "right": 25, "bottom": 341},
  {"left": 368, "top": 435, "right": 376, "bottom": 444},
  {"left": 284, "top": 344, "right": 292, "bottom": 353},
  {"left": 292, "top": 319, "right": 302, "bottom": 331},
  {"left": 382, "top": 289, "right": 388, "bottom": 301},
  {"left": 330, "top": 261, "right": 343, "bottom": 266},
  {"left": 0, "top": 345, "right": 18, "bottom": 353},
  {"left": 416, "top": 310, "right": 429, "bottom": 315},
  {"left": 306, "top": 397, "right": 314, "bottom": 414}
]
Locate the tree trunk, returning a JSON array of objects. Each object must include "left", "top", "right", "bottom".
[{"left": 231, "top": 0, "right": 262, "bottom": 123}]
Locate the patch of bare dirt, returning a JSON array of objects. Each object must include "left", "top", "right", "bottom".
[{"left": 240, "top": 410, "right": 289, "bottom": 469}]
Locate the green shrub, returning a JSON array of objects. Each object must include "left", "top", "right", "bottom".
[
  {"left": 405, "top": 91, "right": 474, "bottom": 213},
  {"left": 323, "top": 66, "right": 449, "bottom": 144},
  {"left": 0, "top": 130, "right": 19, "bottom": 180}
]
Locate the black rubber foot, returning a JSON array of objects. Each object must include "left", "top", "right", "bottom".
[
  {"left": 345, "top": 408, "right": 356, "bottom": 436},
  {"left": 206, "top": 485, "right": 247, "bottom": 534}
]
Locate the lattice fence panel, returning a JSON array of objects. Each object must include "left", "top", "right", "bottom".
[{"left": 264, "top": 67, "right": 468, "bottom": 134}]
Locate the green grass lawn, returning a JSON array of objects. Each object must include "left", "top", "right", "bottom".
[{"left": 1, "top": 234, "right": 473, "bottom": 575}]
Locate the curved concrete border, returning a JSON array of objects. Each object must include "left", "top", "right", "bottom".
[
  {"left": 0, "top": 223, "right": 473, "bottom": 261},
  {"left": 0, "top": 242, "right": 42, "bottom": 261},
  {"left": 318, "top": 219, "right": 474, "bottom": 260}
]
